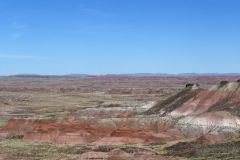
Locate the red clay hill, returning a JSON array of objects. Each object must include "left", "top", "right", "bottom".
[{"left": 146, "top": 80, "right": 240, "bottom": 129}]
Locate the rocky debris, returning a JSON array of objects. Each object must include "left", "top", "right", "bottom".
[{"left": 80, "top": 151, "right": 109, "bottom": 159}]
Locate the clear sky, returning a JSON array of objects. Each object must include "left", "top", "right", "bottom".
[{"left": 0, "top": 0, "right": 240, "bottom": 75}]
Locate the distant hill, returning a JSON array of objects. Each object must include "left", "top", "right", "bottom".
[{"left": 6, "top": 73, "right": 240, "bottom": 78}]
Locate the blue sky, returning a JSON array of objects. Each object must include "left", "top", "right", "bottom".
[{"left": 0, "top": 0, "right": 240, "bottom": 75}]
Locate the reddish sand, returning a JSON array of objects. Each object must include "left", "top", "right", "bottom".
[
  {"left": 0, "top": 118, "right": 185, "bottom": 145},
  {"left": 171, "top": 90, "right": 240, "bottom": 116}
]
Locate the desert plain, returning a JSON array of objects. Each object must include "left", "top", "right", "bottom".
[{"left": 0, "top": 75, "right": 240, "bottom": 160}]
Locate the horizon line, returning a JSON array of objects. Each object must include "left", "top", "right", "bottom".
[{"left": 1, "top": 73, "right": 240, "bottom": 77}]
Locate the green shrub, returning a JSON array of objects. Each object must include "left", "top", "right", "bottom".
[{"left": 0, "top": 118, "right": 6, "bottom": 126}]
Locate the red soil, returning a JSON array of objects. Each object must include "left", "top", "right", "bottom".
[
  {"left": 171, "top": 90, "right": 231, "bottom": 116},
  {"left": 0, "top": 118, "right": 184, "bottom": 145}
]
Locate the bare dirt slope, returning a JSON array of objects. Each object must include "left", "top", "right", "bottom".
[
  {"left": 147, "top": 81, "right": 240, "bottom": 116},
  {"left": 146, "top": 81, "right": 240, "bottom": 138}
]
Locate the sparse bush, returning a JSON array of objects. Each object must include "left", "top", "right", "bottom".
[
  {"left": 6, "top": 133, "right": 24, "bottom": 139},
  {"left": 220, "top": 80, "right": 229, "bottom": 86},
  {"left": 0, "top": 118, "right": 6, "bottom": 126}
]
